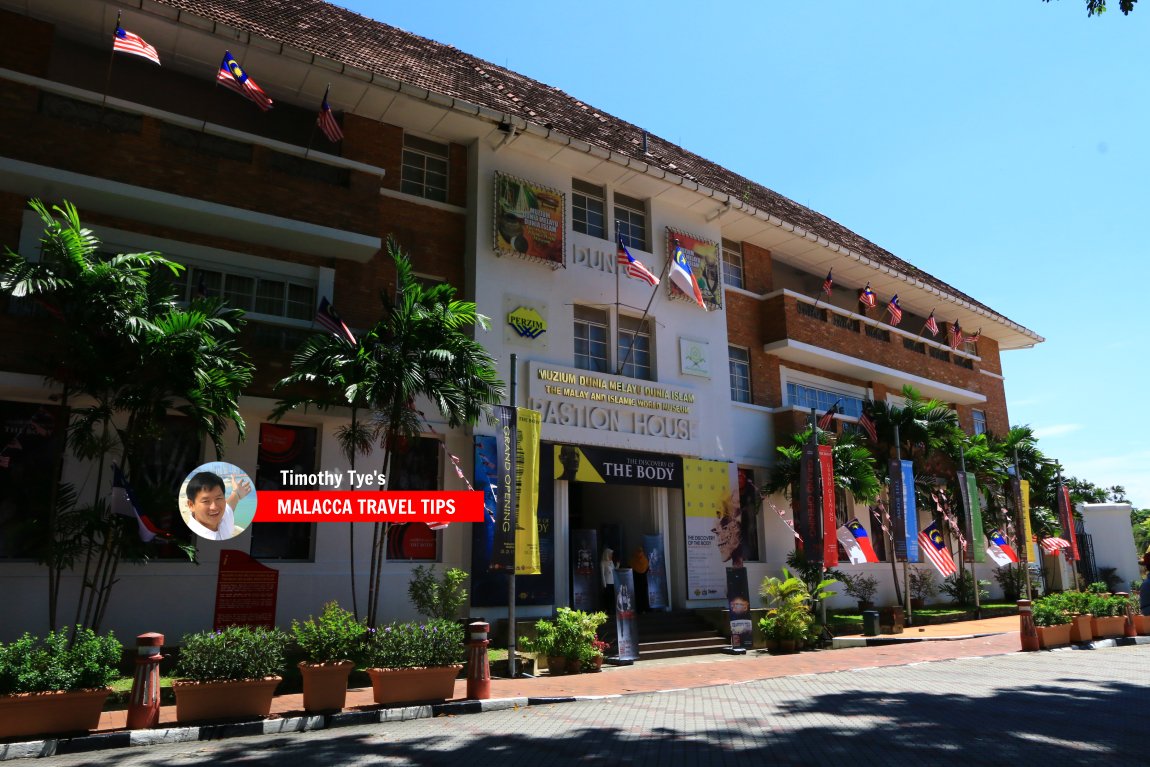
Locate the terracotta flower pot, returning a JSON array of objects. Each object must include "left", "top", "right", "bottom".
[
  {"left": 547, "top": 656, "right": 567, "bottom": 675},
  {"left": 1090, "top": 615, "right": 1126, "bottom": 639},
  {"left": 173, "top": 677, "right": 282, "bottom": 723},
  {"left": 910, "top": 598, "right": 925, "bottom": 611},
  {"left": 0, "top": 688, "right": 111, "bottom": 740},
  {"left": 1134, "top": 615, "right": 1150, "bottom": 636},
  {"left": 1070, "top": 614, "right": 1093, "bottom": 643},
  {"left": 365, "top": 665, "right": 462, "bottom": 706},
  {"left": 1036, "top": 623, "right": 1072, "bottom": 649},
  {"left": 298, "top": 660, "right": 354, "bottom": 713}
]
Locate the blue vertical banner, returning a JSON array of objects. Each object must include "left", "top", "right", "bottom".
[
  {"left": 888, "top": 459, "right": 907, "bottom": 560},
  {"left": 900, "top": 459, "right": 919, "bottom": 563},
  {"left": 571, "top": 529, "right": 599, "bottom": 611},
  {"left": 643, "top": 534, "right": 669, "bottom": 611},
  {"left": 614, "top": 568, "right": 639, "bottom": 660}
]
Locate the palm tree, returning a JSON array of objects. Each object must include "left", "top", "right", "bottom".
[
  {"left": 273, "top": 330, "right": 383, "bottom": 618},
  {"left": 0, "top": 199, "right": 252, "bottom": 631},
  {"left": 361, "top": 236, "right": 505, "bottom": 627}
]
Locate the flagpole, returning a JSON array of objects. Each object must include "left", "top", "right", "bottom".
[
  {"left": 101, "top": 13, "right": 121, "bottom": 113},
  {"left": 507, "top": 352, "right": 518, "bottom": 678},
  {"left": 615, "top": 239, "right": 674, "bottom": 377},
  {"left": 304, "top": 84, "right": 326, "bottom": 159},
  {"left": 960, "top": 448, "right": 981, "bottom": 619}
]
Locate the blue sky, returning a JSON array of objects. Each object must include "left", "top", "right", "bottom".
[{"left": 338, "top": 1, "right": 1148, "bottom": 508}]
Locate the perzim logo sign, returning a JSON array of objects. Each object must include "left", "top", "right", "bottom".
[{"left": 508, "top": 306, "right": 547, "bottom": 338}]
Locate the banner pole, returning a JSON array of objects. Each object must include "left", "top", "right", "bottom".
[
  {"left": 895, "top": 423, "right": 911, "bottom": 626},
  {"left": 1014, "top": 448, "right": 1031, "bottom": 601},
  {"left": 507, "top": 353, "right": 518, "bottom": 678},
  {"left": 960, "top": 448, "right": 981, "bottom": 618}
]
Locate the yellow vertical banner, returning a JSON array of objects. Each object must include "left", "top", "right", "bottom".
[
  {"left": 1019, "top": 479, "right": 1037, "bottom": 562},
  {"left": 684, "top": 458, "right": 738, "bottom": 599},
  {"left": 514, "top": 407, "right": 541, "bottom": 575}
]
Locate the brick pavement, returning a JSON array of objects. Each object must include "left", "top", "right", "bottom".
[{"left": 93, "top": 617, "right": 1022, "bottom": 732}]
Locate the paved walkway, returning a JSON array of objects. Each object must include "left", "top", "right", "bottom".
[{"left": 93, "top": 615, "right": 1023, "bottom": 732}]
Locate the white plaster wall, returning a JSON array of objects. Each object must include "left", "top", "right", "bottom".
[{"left": 1079, "top": 502, "right": 1140, "bottom": 591}]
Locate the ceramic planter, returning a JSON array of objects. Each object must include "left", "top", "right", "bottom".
[
  {"left": 547, "top": 656, "right": 567, "bottom": 675},
  {"left": 173, "top": 677, "right": 282, "bottom": 723},
  {"left": 1069, "top": 614, "right": 1093, "bottom": 643},
  {"left": 0, "top": 688, "right": 111, "bottom": 740},
  {"left": 1134, "top": 615, "right": 1150, "bottom": 636},
  {"left": 298, "top": 660, "right": 354, "bottom": 713},
  {"left": 365, "top": 665, "right": 462, "bottom": 706},
  {"left": 1090, "top": 615, "right": 1126, "bottom": 639},
  {"left": 1036, "top": 623, "right": 1072, "bottom": 649}
]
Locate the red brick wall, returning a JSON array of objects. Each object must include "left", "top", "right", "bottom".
[{"left": 0, "top": 10, "right": 52, "bottom": 77}]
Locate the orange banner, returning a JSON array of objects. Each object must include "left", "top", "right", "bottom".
[{"left": 253, "top": 491, "right": 484, "bottom": 523}]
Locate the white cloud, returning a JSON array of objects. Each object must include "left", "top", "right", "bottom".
[{"left": 1033, "top": 423, "right": 1083, "bottom": 439}]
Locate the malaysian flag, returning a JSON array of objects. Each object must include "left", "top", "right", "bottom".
[
  {"left": 817, "top": 401, "right": 839, "bottom": 431},
  {"left": 317, "top": 86, "right": 344, "bottom": 143},
  {"left": 314, "top": 297, "right": 357, "bottom": 345},
  {"left": 859, "top": 283, "right": 877, "bottom": 309},
  {"left": 858, "top": 409, "right": 878, "bottom": 443},
  {"left": 821, "top": 269, "right": 834, "bottom": 297},
  {"left": 886, "top": 294, "right": 903, "bottom": 326},
  {"left": 925, "top": 310, "right": 940, "bottom": 337},
  {"left": 111, "top": 464, "right": 169, "bottom": 543},
  {"left": 217, "top": 51, "right": 273, "bottom": 111},
  {"left": 918, "top": 522, "right": 957, "bottom": 577},
  {"left": 1040, "top": 537, "right": 1071, "bottom": 554},
  {"left": 967, "top": 328, "right": 982, "bottom": 344},
  {"left": 112, "top": 15, "right": 161, "bottom": 65},
  {"left": 617, "top": 240, "right": 659, "bottom": 286},
  {"left": 949, "top": 320, "right": 964, "bottom": 350}
]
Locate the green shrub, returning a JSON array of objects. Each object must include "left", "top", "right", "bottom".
[
  {"left": 841, "top": 573, "right": 878, "bottom": 604},
  {"left": 176, "top": 626, "right": 288, "bottom": 682},
  {"left": 0, "top": 627, "right": 121, "bottom": 694},
  {"left": 291, "top": 601, "right": 367, "bottom": 664},
  {"left": 1086, "top": 581, "right": 1110, "bottom": 594},
  {"left": 909, "top": 569, "right": 938, "bottom": 601},
  {"left": 940, "top": 571, "right": 990, "bottom": 606},
  {"left": 522, "top": 608, "right": 607, "bottom": 661},
  {"left": 1032, "top": 599, "right": 1072, "bottom": 627},
  {"left": 364, "top": 619, "right": 464, "bottom": 669},
  {"left": 407, "top": 566, "right": 469, "bottom": 621},
  {"left": 1088, "top": 593, "right": 1125, "bottom": 618}
]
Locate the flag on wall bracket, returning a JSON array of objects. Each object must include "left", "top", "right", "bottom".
[
  {"left": 317, "top": 86, "right": 344, "bottom": 143},
  {"left": 112, "top": 14, "right": 161, "bottom": 65},
  {"left": 217, "top": 50, "right": 273, "bottom": 111},
  {"left": 315, "top": 297, "right": 357, "bottom": 345},
  {"left": 669, "top": 241, "right": 707, "bottom": 310}
]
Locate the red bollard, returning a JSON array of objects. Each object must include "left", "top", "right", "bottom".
[
  {"left": 1117, "top": 593, "right": 1137, "bottom": 637},
  {"left": 126, "top": 632, "right": 165, "bottom": 730},
  {"left": 1018, "top": 600, "right": 1039, "bottom": 652},
  {"left": 466, "top": 621, "right": 491, "bottom": 700}
]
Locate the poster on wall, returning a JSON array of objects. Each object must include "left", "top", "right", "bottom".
[
  {"left": 643, "top": 533, "right": 669, "bottom": 610},
  {"left": 490, "top": 405, "right": 518, "bottom": 571},
  {"left": 818, "top": 445, "right": 838, "bottom": 567},
  {"left": 571, "top": 529, "right": 599, "bottom": 611},
  {"left": 683, "top": 458, "right": 738, "bottom": 600},
  {"left": 553, "top": 444, "right": 682, "bottom": 487},
  {"left": 494, "top": 172, "right": 565, "bottom": 266},
  {"left": 667, "top": 228, "right": 722, "bottom": 311},
  {"left": 614, "top": 568, "right": 639, "bottom": 660},
  {"left": 726, "top": 567, "right": 753, "bottom": 650}
]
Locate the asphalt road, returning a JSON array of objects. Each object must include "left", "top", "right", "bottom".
[{"left": 36, "top": 645, "right": 1149, "bottom": 766}]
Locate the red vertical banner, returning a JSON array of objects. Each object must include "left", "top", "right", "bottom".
[
  {"left": 818, "top": 445, "right": 838, "bottom": 567},
  {"left": 1058, "top": 485, "right": 1080, "bottom": 561}
]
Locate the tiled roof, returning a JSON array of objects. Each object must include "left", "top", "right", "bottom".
[{"left": 157, "top": 0, "right": 1020, "bottom": 328}]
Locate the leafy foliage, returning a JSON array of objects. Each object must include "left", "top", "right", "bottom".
[
  {"left": 291, "top": 601, "right": 367, "bottom": 664},
  {"left": 0, "top": 627, "right": 121, "bottom": 694},
  {"left": 759, "top": 568, "right": 815, "bottom": 641},
  {"left": 908, "top": 568, "right": 939, "bottom": 601},
  {"left": 522, "top": 608, "right": 607, "bottom": 661},
  {"left": 841, "top": 572, "right": 878, "bottom": 603},
  {"left": 939, "top": 571, "right": 990, "bottom": 606},
  {"left": 1031, "top": 599, "right": 1072, "bottom": 628},
  {"left": 407, "top": 566, "right": 470, "bottom": 621},
  {"left": 364, "top": 619, "right": 465, "bottom": 668},
  {"left": 175, "top": 626, "right": 288, "bottom": 682},
  {"left": 1043, "top": 0, "right": 1138, "bottom": 17}
]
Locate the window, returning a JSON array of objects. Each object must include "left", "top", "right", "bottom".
[
  {"left": 387, "top": 437, "right": 443, "bottom": 561},
  {"left": 617, "top": 315, "right": 652, "bottom": 380},
  {"left": 250, "top": 423, "right": 319, "bottom": 561},
  {"left": 572, "top": 179, "right": 606, "bottom": 239},
  {"left": 574, "top": 306, "right": 610, "bottom": 373},
  {"left": 722, "top": 239, "right": 745, "bottom": 290},
  {"left": 973, "top": 410, "right": 987, "bottom": 436},
  {"left": 401, "top": 135, "right": 449, "bottom": 202},
  {"left": 729, "top": 346, "right": 751, "bottom": 404},
  {"left": 613, "top": 192, "right": 647, "bottom": 251},
  {"left": 785, "top": 382, "right": 864, "bottom": 420},
  {"left": 0, "top": 401, "right": 64, "bottom": 559},
  {"left": 174, "top": 267, "right": 315, "bottom": 322}
]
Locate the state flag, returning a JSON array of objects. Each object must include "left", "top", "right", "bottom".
[
  {"left": 669, "top": 242, "right": 707, "bottom": 310},
  {"left": 986, "top": 528, "right": 1019, "bottom": 566},
  {"left": 846, "top": 517, "right": 880, "bottom": 563}
]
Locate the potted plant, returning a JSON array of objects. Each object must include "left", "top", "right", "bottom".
[
  {"left": 521, "top": 619, "right": 563, "bottom": 674},
  {"left": 553, "top": 607, "right": 608, "bottom": 672},
  {"left": 291, "top": 601, "right": 366, "bottom": 712},
  {"left": 580, "top": 638, "right": 609, "bottom": 672},
  {"left": 1046, "top": 591, "right": 1093, "bottom": 642},
  {"left": 1089, "top": 593, "right": 1127, "bottom": 639},
  {"left": 173, "top": 625, "right": 288, "bottom": 722},
  {"left": 757, "top": 614, "right": 780, "bottom": 652},
  {"left": 842, "top": 573, "right": 878, "bottom": 612},
  {"left": 0, "top": 626, "right": 121, "bottom": 740},
  {"left": 363, "top": 619, "right": 465, "bottom": 705},
  {"left": 908, "top": 569, "right": 938, "bottom": 610},
  {"left": 1131, "top": 583, "right": 1150, "bottom": 635},
  {"left": 1032, "top": 598, "right": 1073, "bottom": 649},
  {"left": 759, "top": 569, "right": 813, "bottom": 653}
]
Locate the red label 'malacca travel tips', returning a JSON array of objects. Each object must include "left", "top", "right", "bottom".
[{"left": 253, "top": 491, "right": 484, "bottom": 524}]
